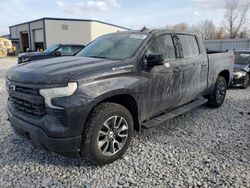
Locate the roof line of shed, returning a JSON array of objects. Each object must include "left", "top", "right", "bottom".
[{"left": 9, "top": 17, "right": 131, "bottom": 30}]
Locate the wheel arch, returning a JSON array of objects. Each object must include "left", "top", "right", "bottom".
[
  {"left": 86, "top": 93, "right": 140, "bottom": 132},
  {"left": 218, "top": 70, "right": 230, "bottom": 85}
]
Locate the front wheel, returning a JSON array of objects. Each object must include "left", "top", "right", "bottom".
[
  {"left": 0, "top": 48, "right": 7, "bottom": 58},
  {"left": 242, "top": 73, "right": 249, "bottom": 89},
  {"left": 205, "top": 76, "right": 227, "bottom": 108},
  {"left": 81, "top": 102, "right": 134, "bottom": 165}
]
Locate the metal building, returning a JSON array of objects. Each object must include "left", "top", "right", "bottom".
[
  {"left": 204, "top": 38, "right": 250, "bottom": 51},
  {"left": 9, "top": 17, "right": 129, "bottom": 52}
]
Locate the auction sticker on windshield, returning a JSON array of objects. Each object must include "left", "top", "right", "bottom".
[{"left": 129, "top": 34, "right": 147, "bottom": 40}]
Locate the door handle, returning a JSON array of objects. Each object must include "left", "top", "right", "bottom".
[
  {"left": 174, "top": 66, "right": 182, "bottom": 72},
  {"left": 201, "top": 62, "right": 207, "bottom": 66}
]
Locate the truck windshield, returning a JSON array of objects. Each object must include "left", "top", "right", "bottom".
[
  {"left": 77, "top": 33, "right": 147, "bottom": 60},
  {"left": 44, "top": 44, "right": 60, "bottom": 53},
  {"left": 235, "top": 52, "right": 250, "bottom": 64}
]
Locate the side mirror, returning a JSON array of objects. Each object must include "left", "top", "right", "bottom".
[
  {"left": 146, "top": 53, "right": 164, "bottom": 66},
  {"left": 55, "top": 51, "right": 62, "bottom": 56}
]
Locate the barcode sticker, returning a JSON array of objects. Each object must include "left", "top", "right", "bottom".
[{"left": 129, "top": 34, "right": 147, "bottom": 40}]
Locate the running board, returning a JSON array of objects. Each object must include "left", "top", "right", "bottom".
[{"left": 142, "top": 98, "right": 208, "bottom": 129}]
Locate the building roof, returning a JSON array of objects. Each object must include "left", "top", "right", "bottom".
[
  {"left": 9, "top": 17, "right": 130, "bottom": 30},
  {"left": 0, "top": 34, "right": 10, "bottom": 39}
]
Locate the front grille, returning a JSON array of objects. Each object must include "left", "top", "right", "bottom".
[
  {"left": 15, "top": 85, "right": 39, "bottom": 95},
  {"left": 7, "top": 82, "right": 45, "bottom": 117},
  {"left": 10, "top": 96, "right": 45, "bottom": 116}
]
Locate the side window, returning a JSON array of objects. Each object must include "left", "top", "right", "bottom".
[
  {"left": 56, "top": 46, "right": 72, "bottom": 55},
  {"left": 177, "top": 35, "right": 199, "bottom": 58},
  {"left": 71, "top": 46, "right": 83, "bottom": 55},
  {"left": 148, "top": 35, "right": 176, "bottom": 61}
]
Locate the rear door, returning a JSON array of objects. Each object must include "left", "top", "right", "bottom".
[{"left": 175, "top": 34, "right": 208, "bottom": 106}]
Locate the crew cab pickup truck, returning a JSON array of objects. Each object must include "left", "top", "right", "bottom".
[
  {"left": 17, "top": 44, "right": 85, "bottom": 64},
  {"left": 6, "top": 29, "right": 234, "bottom": 165}
]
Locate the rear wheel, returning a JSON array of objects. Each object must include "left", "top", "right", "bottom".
[
  {"left": 206, "top": 76, "right": 227, "bottom": 108},
  {"left": 242, "top": 73, "right": 249, "bottom": 89},
  {"left": 81, "top": 102, "right": 134, "bottom": 165}
]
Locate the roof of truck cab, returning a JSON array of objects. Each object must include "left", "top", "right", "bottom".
[{"left": 108, "top": 29, "right": 197, "bottom": 36}]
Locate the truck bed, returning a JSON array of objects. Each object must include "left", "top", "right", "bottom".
[{"left": 206, "top": 52, "right": 234, "bottom": 92}]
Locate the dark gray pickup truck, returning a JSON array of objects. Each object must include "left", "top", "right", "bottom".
[{"left": 6, "top": 29, "right": 234, "bottom": 165}]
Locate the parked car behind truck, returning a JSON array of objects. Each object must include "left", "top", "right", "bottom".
[
  {"left": 6, "top": 29, "right": 234, "bottom": 165},
  {"left": 17, "top": 44, "right": 85, "bottom": 64},
  {"left": 231, "top": 50, "right": 250, "bottom": 89}
]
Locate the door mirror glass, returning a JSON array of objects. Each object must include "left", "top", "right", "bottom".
[{"left": 146, "top": 53, "right": 164, "bottom": 66}]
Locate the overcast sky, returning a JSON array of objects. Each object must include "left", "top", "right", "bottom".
[{"left": 0, "top": 0, "right": 249, "bottom": 35}]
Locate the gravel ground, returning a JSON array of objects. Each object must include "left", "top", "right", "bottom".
[{"left": 0, "top": 57, "right": 249, "bottom": 187}]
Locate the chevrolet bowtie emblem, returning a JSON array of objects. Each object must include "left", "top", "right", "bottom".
[{"left": 10, "top": 85, "right": 16, "bottom": 91}]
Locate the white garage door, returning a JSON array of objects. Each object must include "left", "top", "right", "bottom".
[{"left": 34, "top": 29, "right": 44, "bottom": 42}]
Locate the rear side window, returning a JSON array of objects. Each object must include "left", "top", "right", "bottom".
[
  {"left": 178, "top": 35, "right": 199, "bottom": 58},
  {"left": 57, "top": 46, "right": 84, "bottom": 55},
  {"left": 57, "top": 46, "right": 72, "bottom": 55},
  {"left": 71, "top": 46, "right": 83, "bottom": 55},
  {"left": 148, "top": 35, "right": 176, "bottom": 61}
]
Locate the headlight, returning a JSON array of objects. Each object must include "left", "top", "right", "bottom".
[
  {"left": 39, "top": 82, "right": 77, "bottom": 109},
  {"left": 21, "top": 57, "right": 31, "bottom": 62},
  {"left": 234, "top": 71, "right": 247, "bottom": 78}
]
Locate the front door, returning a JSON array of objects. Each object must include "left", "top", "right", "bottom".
[{"left": 139, "top": 34, "right": 181, "bottom": 121}]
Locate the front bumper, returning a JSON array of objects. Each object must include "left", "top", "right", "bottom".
[
  {"left": 17, "top": 57, "right": 30, "bottom": 64},
  {"left": 5, "top": 77, "right": 94, "bottom": 157},
  {"left": 231, "top": 76, "right": 246, "bottom": 86},
  {"left": 17, "top": 58, "right": 23, "bottom": 64},
  {"left": 7, "top": 104, "right": 82, "bottom": 156},
  {"left": 6, "top": 84, "right": 94, "bottom": 156}
]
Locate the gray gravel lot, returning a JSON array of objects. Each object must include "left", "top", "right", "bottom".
[{"left": 0, "top": 57, "right": 249, "bottom": 187}]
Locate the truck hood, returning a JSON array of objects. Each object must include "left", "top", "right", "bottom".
[{"left": 7, "top": 56, "right": 124, "bottom": 85}]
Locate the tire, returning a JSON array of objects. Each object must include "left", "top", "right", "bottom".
[
  {"left": 81, "top": 102, "right": 134, "bottom": 165},
  {"left": 242, "top": 73, "right": 249, "bottom": 89},
  {"left": 206, "top": 76, "right": 227, "bottom": 108},
  {"left": 0, "top": 48, "right": 7, "bottom": 58}
]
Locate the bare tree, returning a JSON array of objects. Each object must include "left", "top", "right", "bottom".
[
  {"left": 192, "top": 20, "right": 217, "bottom": 39},
  {"left": 165, "top": 19, "right": 226, "bottom": 40},
  {"left": 165, "top": 24, "right": 173, "bottom": 30},
  {"left": 214, "top": 27, "right": 225, "bottom": 39},
  {"left": 239, "top": 28, "right": 247, "bottom": 38},
  {"left": 190, "top": 20, "right": 219, "bottom": 39},
  {"left": 173, "top": 22, "right": 189, "bottom": 31},
  {"left": 224, "top": 0, "right": 250, "bottom": 39}
]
